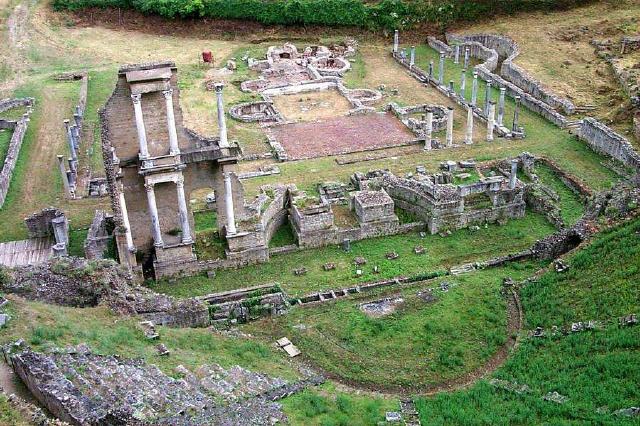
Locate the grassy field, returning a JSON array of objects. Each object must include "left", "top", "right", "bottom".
[
  {"left": 247, "top": 263, "right": 540, "bottom": 390},
  {"left": 0, "top": 127, "right": 12, "bottom": 166},
  {"left": 151, "top": 211, "right": 555, "bottom": 298},
  {"left": 414, "top": 216, "right": 640, "bottom": 425}
]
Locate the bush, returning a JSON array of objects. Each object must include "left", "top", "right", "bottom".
[{"left": 52, "top": 0, "right": 596, "bottom": 31}]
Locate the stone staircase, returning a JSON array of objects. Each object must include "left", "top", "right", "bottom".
[{"left": 400, "top": 398, "right": 421, "bottom": 425}]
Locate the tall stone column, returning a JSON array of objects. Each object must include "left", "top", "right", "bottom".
[
  {"left": 446, "top": 107, "right": 454, "bottom": 147},
  {"left": 424, "top": 109, "right": 433, "bottom": 151},
  {"left": 118, "top": 183, "right": 135, "bottom": 251},
  {"left": 438, "top": 52, "right": 445, "bottom": 85},
  {"left": 459, "top": 69, "right": 466, "bottom": 100},
  {"left": 163, "top": 89, "right": 180, "bottom": 155},
  {"left": 471, "top": 72, "right": 478, "bottom": 106},
  {"left": 51, "top": 215, "right": 68, "bottom": 246},
  {"left": 454, "top": 45, "right": 460, "bottom": 64},
  {"left": 497, "top": 87, "right": 506, "bottom": 126},
  {"left": 57, "top": 155, "right": 71, "bottom": 197},
  {"left": 509, "top": 159, "right": 518, "bottom": 189},
  {"left": 409, "top": 46, "right": 415, "bottom": 68},
  {"left": 73, "top": 112, "right": 82, "bottom": 129},
  {"left": 428, "top": 61, "right": 434, "bottom": 78},
  {"left": 393, "top": 30, "right": 399, "bottom": 53},
  {"left": 131, "top": 94, "right": 150, "bottom": 158},
  {"left": 486, "top": 102, "right": 496, "bottom": 142},
  {"left": 484, "top": 80, "right": 492, "bottom": 114},
  {"left": 71, "top": 124, "right": 81, "bottom": 150},
  {"left": 214, "top": 83, "right": 229, "bottom": 148},
  {"left": 465, "top": 107, "right": 474, "bottom": 145},
  {"left": 144, "top": 183, "right": 163, "bottom": 247},
  {"left": 67, "top": 158, "right": 76, "bottom": 186},
  {"left": 512, "top": 96, "right": 521, "bottom": 133},
  {"left": 175, "top": 176, "right": 193, "bottom": 244},
  {"left": 224, "top": 172, "right": 237, "bottom": 235},
  {"left": 64, "top": 119, "right": 77, "bottom": 162},
  {"left": 463, "top": 47, "right": 470, "bottom": 69}
]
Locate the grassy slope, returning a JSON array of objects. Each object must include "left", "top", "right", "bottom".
[
  {"left": 414, "top": 216, "right": 640, "bottom": 425},
  {"left": 0, "top": 297, "right": 299, "bottom": 381},
  {"left": 0, "top": 128, "right": 12, "bottom": 166},
  {"left": 152, "top": 212, "right": 554, "bottom": 298},
  {"left": 534, "top": 162, "right": 585, "bottom": 226},
  {"left": 249, "top": 263, "right": 540, "bottom": 389}
]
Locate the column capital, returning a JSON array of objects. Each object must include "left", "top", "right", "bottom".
[
  {"left": 213, "top": 82, "right": 225, "bottom": 93},
  {"left": 144, "top": 182, "right": 155, "bottom": 192},
  {"left": 131, "top": 93, "right": 142, "bottom": 104},
  {"left": 162, "top": 88, "right": 174, "bottom": 99}
]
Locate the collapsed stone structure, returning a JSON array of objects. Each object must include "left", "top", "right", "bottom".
[{"left": 24, "top": 207, "right": 70, "bottom": 257}]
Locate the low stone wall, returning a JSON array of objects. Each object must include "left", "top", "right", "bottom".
[
  {"left": 579, "top": 117, "right": 640, "bottom": 171},
  {"left": 0, "top": 107, "right": 32, "bottom": 208},
  {"left": 446, "top": 34, "right": 575, "bottom": 114},
  {"left": 0, "top": 98, "right": 33, "bottom": 114}
]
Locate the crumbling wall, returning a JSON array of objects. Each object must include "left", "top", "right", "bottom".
[
  {"left": 84, "top": 210, "right": 114, "bottom": 259},
  {"left": 0, "top": 106, "right": 32, "bottom": 208},
  {"left": 579, "top": 117, "right": 640, "bottom": 171}
]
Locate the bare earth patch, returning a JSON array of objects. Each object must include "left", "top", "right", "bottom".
[
  {"left": 269, "top": 113, "right": 415, "bottom": 160},
  {"left": 272, "top": 90, "right": 352, "bottom": 122}
]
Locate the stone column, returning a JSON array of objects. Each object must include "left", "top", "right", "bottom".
[
  {"left": 471, "top": 72, "right": 478, "bottom": 106},
  {"left": 512, "top": 96, "right": 521, "bottom": 133},
  {"left": 52, "top": 243, "right": 67, "bottom": 258},
  {"left": 64, "top": 119, "right": 77, "bottom": 161},
  {"left": 71, "top": 124, "right": 81, "bottom": 150},
  {"left": 73, "top": 112, "right": 81, "bottom": 129},
  {"left": 454, "top": 45, "right": 460, "bottom": 64},
  {"left": 145, "top": 183, "right": 163, "bottom": 247},
  {"left": 393, "top": 30, "right": 399, "bottom": 53},
  {"left": 446, "top": 107, "right": 454, "bottom": 147},
  {"left": 224, "top": 172, "right": 237, "bottom": 235},
  {"left": 57, "top": 155, "right": 71, "bottom": 197},
  {"left": 67, "top": 158, "right": 76, "bottom": 187},
  {"left": 465, "top": 107, "right": 474, "bottom": 145},
  {"left": 497, "top": 87, "right": 506, "bottom": 126},
  {"left": 118, "top": 183, "right": 135, "bottom": 251},
  {"left": 214, "top": 83, "right": 229, "bottom": 148},
  {"left": 424, "top": 109, "right": 433, "bottom": 151},
  {"left": 448, "top": 80, "right": 454, "bottom": 93},
  {"left": 438, "top": 52, "right": 445, "bottom": 85},
  {"left": 486, "top": 102, "right": 496, "bottom": 142},
  {"left": 409, "top": 46, "right": 415, "bottom": 68},
  {"left": 175, "top": 176, "right": 193, "bottom": 244},
  {"left": 459, "top": 69, "right": 466, "bottom": 99},
  {"left": 464, "top": 47, "right": 470, "bottom": 69},
  {"left": 509, "top": 159, "right": 518, "bottom": 189},
  {"left": 131, "top": 94, "right": 150, "bottom": 158},
  {"left": 163, "top": 89, "right": 180, "bottom": 155},
  {"left": 484, "top": 80, "right": 492, "bottom": 114},
  {"left": 428, "top": 61, "right": 434, "bottom": 78}
]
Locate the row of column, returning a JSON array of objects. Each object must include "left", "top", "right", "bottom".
[
  {"left": 143, "top": 176, "right": 194, "bottom": 247},
  {"left": 131, "top": 89, "right": 181, "bottom": 160}
]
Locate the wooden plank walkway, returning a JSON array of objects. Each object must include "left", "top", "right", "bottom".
[{"left": 0, "top": 237, "right": 53, "bottom": 267}]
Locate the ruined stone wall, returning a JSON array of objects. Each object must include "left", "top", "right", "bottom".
[
  {"left": 0, "top": 107, "right": 32, "bottom": 208},
  {"left": 579, "top": 117, "right": 640, "bottom": 171},
  {"left": 261, "top": 186, "right": 290, "bottom": 244},
  {"left": 84, "top": 210, "right": 114, "bottom": 259},
  {"left": 447, "top": 34, "right": 575, "bottom": 114},
  {"left": 0, "top": 98, "right": 33, "bottom": 114}
]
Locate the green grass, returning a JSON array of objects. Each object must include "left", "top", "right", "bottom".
[
  {"left": 269, "top": 221, "right": 296, "bottom": 247},
  {"left": 414, "top": 216, "right": 640, "bottom": 425},
  {"left": 281, "top": 383, "right": 398, "bottom": 426},
  {"left": 84, "top": 69, "right": 117, "bottom": 172},
  {"left": 533, "top": 163, "right": 585, "bottom": 226},
  {"left": 0, "top": 128, "right": 12, "bottom": 166},
  {"left": 248, "top": 263, "right": 540, "bottom": 389},
  {"left": 0, "top": 393, "right": 30, "bottom": 426},
  {"left": 194, "top": 229, "right": 226, "bottom": 260},
  {"left": 151, "top": 211, "right": 555, "bottom": 298},
  {"left": 194, "top": 210, "right": 217, "bottom": 232},
  {"left": 0, "top": 298, "right": 299, "bottom": 381},
  {"left": 67, "top": 228, "right": 88, "bottom": 257}
]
